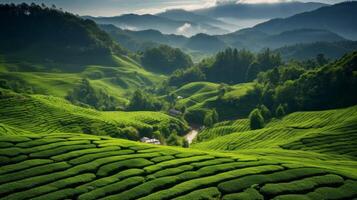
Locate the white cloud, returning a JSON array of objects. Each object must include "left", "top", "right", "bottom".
[{"left": 176, "top": 23, "right": 192, "bottom": 35}]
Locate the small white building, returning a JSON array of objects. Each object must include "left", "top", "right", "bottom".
[{"left": 140, "top": 137, "right": 161, "bottom": 145}]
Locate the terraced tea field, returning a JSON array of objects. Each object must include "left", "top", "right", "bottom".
[
  {"left": 0, "top": 133, "right": 356, "bottom": 200},
  {"left": 193, "top": 106, "right": 357, "bottom": 158},
  {"left": 0, "top": 90, "right": 188, "bottom": 136},
  {"left": 0, "top": 55, "right": 164, "bottom": 108},
  {"left": 173, "top": 82, "right": 256, "bottom": 121}
]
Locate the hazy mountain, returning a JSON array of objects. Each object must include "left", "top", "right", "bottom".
[
  {"left": 194, "top": 2, "right": 327, "bottom": 20},
  {"left": 263, "top": 29, "right": 346, "bottom": 49},
  {"left": 85, "top": 14, "right": 229, "bottom": 36},
  {"left": 253, "top": 1, "right": 357, "bottom": 40},
  {"left": 157, "top": 9, "right": 235, "bottom": 32},
  {"left": 218, "top": 28, "right": 346, "bottom": 51},
  {"left": 275, "top": 41, "right": 357, "bottom": 61},
  {"left": 184, "top": 33, "right": 227, "bottom": 53},
  {"left": 100, "top": 24, "right": 188, "bottom": 52}
]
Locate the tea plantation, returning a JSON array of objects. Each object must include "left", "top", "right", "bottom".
[
  {"left": 0, "top": 133, "right": 356, "bottom": 200},
  {"left": 193, "top": 105, "right": 357, "bottom": 157},
  {"left": 0, "top": 90, "right": 188, "bottom": 137}
]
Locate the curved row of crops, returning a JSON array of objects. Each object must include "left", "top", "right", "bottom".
[
  {"left": 0, "top": 90, "right": 188, "bottom": 136},
  {"left": 193, "top": 106, "right": 357, "bottom": 158},
  {"left": 0, "top": 133, "right": 356, "bottom": 200}
]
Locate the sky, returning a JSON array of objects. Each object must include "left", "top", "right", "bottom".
[{"left": 0, "top": 0, "right": 348, "bottom": 16}]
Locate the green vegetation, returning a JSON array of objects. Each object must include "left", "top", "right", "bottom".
[
  {"left": 0, "top": 89, "right": 188, "bottom": 141},
  {"left": 193, "top": 105, "right": 357, "bottom": 155},
  {"left": 170, "top": 81, "right": 257, "bottom": 123},
  {"left": 168, "top": 48, "right": 281, "bottom": 87},
  {"left": 0, "top": 3, "right": 125, "bottom": 65},
  {"left": 127, "top": 90, "right": 164, "bottom": 111},
  {"left": 249, "top": 108, "right": 265, "bottom": 130},
  {"left": 0, "top": 3, "right": 356, "bottom": 200},
  {"left": 66, "top": 79, "right": 119, "bottom": 111},
  {"left": 0, "top": 133, "right": 355, "bottom": 200},
  {"left": 141, "top": 45, "right": 193, "bottom": 74}
]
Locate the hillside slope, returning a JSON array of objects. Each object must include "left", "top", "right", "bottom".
[
  {"left": 0, "top": 4, "right": 166, "bottom": 107},
  {"left": 0, "top": 133, "right": 356, "bottom": 200},
  {"left": 0, "top": 90, "right": 188, "bottom": 139},
  {"left": 0, "top": 4, "right": 125, "bottom": 65},
  {"left": 193, "top": 106, "right": 357, "bottom": 159},
  {"left": 0, "top": 55, "right": 164, "bottom": 108}
]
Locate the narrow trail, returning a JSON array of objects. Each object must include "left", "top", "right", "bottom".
[{"left": 184, "top": 124, "right": 200, "bottom": 144}]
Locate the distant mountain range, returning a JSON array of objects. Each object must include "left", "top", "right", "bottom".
[
  {"left": 98, "top": 1, "right": 357, "bottom": 60},
  {"left": 253, "top": 1, "right": 357, "bottom": 40},
  {"left": 193, "top": 1, "right": 327, "bottom": 20},
  {"left": 85, "top": 14, "right": 229, "bottom": 37},
  {"left": 85, "top": 1, "right": 328, "bottom": 37}
]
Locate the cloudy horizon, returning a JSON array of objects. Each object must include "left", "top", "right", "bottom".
[{"left": 0, "top": 0, "right": 349, "bottom": 16}]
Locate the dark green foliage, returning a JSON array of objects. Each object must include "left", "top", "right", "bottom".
[
  {"left": 141, "top": 45, "right": 193, "bottom": 74},
  {"left": 205, "top": 48, "right": 255, "bottom": 84},
  {"left": 182, "top": 139, "right": 189, "bottom": 148},
  {"left": 275, "top": 104, "right": 286, "bottom": 118},
  {"left": 258, "top": 51, "right": 357, "bottom": 113},
  {"left": 246, "top": 61, "right": 262, "bottom": 81},
  {"left": 168, "top": 67, "right": 206, "bottom": 87},
  {"left": 110, "top": 127, "right": 140, "bottom": 141},
  {"left": 275, "top": 41, "right": 357, "bottom": 61},
  {"left": 185, "top": 33, "right": 227, "bottom": 53},
  {"left": 66, "top": 79, "right": 118, "bottom": 111},
  {"left": 0, "top": 3, "right": 125, "bottom": 65},
  {"left": 204, "top": 109, "right": 219, "bottom": 127},
  {"left": 259, "top": 105, "right": 272, "bottom": 122},
  {"left": 168, "top": 48, "right": 281, "bottom": 86},
  {"left": 316, "top": 53, "right": 329, "bottom": 66},
  {"left": 249, "top": 109, "right": 265, "bottom": 130},
  {"left": 166, "top": 132, "right": 183, "bottom": 146},
  {"left": 127, "top": 90, "right": 164, "bottom": 111}
]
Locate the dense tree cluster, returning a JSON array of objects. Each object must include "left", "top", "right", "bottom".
[
  {"left": 66, "top": 79, "right": 118, "bottom": 111},
  {"left": 126, "top": 90, "right": 164, "bottom": 111},
  {"left": 257, "top": 51, "right": 357, "bottom": 114},
  {"left": 167, "top": 48, "right": 282, "bottom": 87},
  {"left": 141, "top": 45, "right": 193, "bottom": 74},
  {"left": 249, "top": 108, "right": 265, "bottom": 130}
]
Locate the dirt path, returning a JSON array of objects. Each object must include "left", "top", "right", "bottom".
[{"left": 184, "top": 124, "right": 200, "bottom": 144}]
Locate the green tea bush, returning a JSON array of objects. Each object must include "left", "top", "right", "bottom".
[
  {"left": 218, "top": 168, "right": 326, "bottom": 193},
  {"left": 223, "top": 188, "right": 263, "bottom": 200},
  {"left": 78, "top": 176, "right": 145, "bottom": 200},
  {"left": 261, "top": 174, "right": 344, "bottom": 196},
  {"left": 96, "top": 158, "right": 153, "bottom": 177},
  {"left": 174, "top": 187, "right": 221, "bottom": 200}
]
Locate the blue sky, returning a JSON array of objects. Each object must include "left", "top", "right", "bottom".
[{"left": 0, "top": 0, "right": 348, "bottom": 16}]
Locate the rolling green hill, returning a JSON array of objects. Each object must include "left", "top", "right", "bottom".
[
  {"left": 0, "top": 4, "right": 167, "bottom": 109},
  {"left": 0, "top": 89, "right": 188, "bottom": 139},
  {"left": 0, "top": 54, "right": 165, "bottom": 109},
  {"left": 193, "top": 106, "right": 357, "bottom": 158},
  {"left": 172, "top": 82, "right": 257, "bottom": 123}
]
